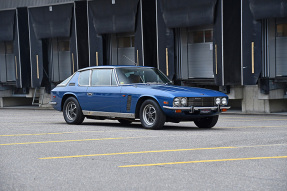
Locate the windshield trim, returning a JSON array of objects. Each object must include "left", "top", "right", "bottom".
[{"left": 115, "top": 67, "right": 171, "bottom": 85}]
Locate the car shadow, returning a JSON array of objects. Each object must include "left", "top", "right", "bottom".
[
  {"left": 163, "top": 125, "right": 221, "bottom": 131},
  {"left": 82, "top": 121, "right": 143, "bottom": 129},
  {"left": 81, "top": 121, "right": 222, "bottom": 131},
  {"left": 51, "top": 121, "right": 222, "bottom": 131}
]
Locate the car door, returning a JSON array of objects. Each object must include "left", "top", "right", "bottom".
[
  {"left": 84, "top": 69, "right": 122, "bottom": 113},
  {"left": 75, "top": 69, "right": 90, "bottom": 111}
]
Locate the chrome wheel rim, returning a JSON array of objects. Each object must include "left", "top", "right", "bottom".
[
  {"left": 65, "top": 101, "right": 77, "bottom": 121},
  {"left": 143, "top": 104, "right": 156, "bottom": 126}
]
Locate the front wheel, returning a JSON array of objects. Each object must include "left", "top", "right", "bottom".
[
  {"left": 194, "top": 115, "right": 219, "bottom": 129},
  {"left": 63, "top": 97, "right": 85, "bottom": 125},
  {"left": 139, "top": 99, "right": 166, "bottom": 130}
]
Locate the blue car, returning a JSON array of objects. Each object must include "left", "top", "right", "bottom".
[{"left": 50, "top": 66, "right": 230, "bottom": 129}]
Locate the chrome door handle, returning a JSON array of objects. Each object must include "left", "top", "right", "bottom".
[{"left": 87, "top": 93, "right": 93, "bottom": 96}]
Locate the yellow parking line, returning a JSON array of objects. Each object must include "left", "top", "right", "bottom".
[
  {"left": 0, "top": 130, "right": 143, "bottom": 137},
  {"left": 0, "top": 132, "right": 72, "bottom": 137},
  {"left": 217, "top": 125, "right": 287, "bottom": 129},
  {"left": 39, "top": 143, "right": 287, "bottom": 160},
  {"left": 0, "top": 135, "right": 157, "bottom": 146},
  {"left": 39, "top": 146, "right": 236, "bottom": 160},
  {"left": 119, "top": 156, "right": 287, "bottom": 168},
  {"left": 223, "top": 119, "right": 287, "bottom": 122},
  {"left": 1, "top": 125, "right": 286, "bottom": 137}
]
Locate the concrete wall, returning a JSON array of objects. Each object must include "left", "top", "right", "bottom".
[
  {"left": 232, "top": 85, "right": 287, "bottom": 113},
  {"left": 0, "top": 97, "right": 33, "bottom": 107}
]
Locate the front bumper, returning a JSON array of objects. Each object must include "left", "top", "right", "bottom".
[{"left": 163, "top": 105, "right": 230, "bottom": 113}]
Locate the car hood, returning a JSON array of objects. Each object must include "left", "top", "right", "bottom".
[{"left": 135, "top": 84, "right": 227, "bottom": 97}]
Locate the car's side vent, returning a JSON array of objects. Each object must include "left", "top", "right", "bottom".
[
  {"left": 126, "top": 95, "right": 132, "bottom": 111},
  {"left": 69, "top": 83, "right": 75, "bottom": 86}
]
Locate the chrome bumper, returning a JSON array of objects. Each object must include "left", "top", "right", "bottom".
[
  {"left": 163, "top": 106, "right": 230, "bottom": 113},
  {"left": 49, "top": 101, "right": 57, "bottom": 105}
]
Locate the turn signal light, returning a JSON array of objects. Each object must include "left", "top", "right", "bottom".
[
  {"left": 221, "top": 108, "right": 228, "bottom": 112},
  {"left": 175, "top": 110, "right": 182, "bottom": 113}
]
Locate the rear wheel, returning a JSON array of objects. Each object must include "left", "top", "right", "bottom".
[
  {"left": 139, "top": 99, "right": 166, "bottom": 130},
  {"left": 63, "top": 97, "right": 85, "bottom": 125},
  {"left": 194, "top": 115, "right": 218, "bottom": 129}
]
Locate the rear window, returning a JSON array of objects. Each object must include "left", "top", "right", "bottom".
[
  {"left": 78, "top": 70, "right": 91, "bottom": 86},
  {"left": 57, "top": 74, "right": 74, "bottom": 87}
]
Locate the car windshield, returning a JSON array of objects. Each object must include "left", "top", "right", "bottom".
[{"left": 116, "top": 67, "right": 171, "bottom": 85}]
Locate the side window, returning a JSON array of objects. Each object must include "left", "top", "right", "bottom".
[
  {"left": 78, "top": 70, "right": 90, "bottom": 86},
  {"left": 111, "top": 70, "right": 117, "bottom": 86},
  {"left": 58, "top": 74, "right": 74, "bottom": 86},
  {"left": 91, "top": 69, "right": 117, "bottom": 86}
]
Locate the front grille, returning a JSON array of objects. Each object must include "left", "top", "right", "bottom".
[{"left": 188, "top": 97, "right": 214, "bottom": 107}]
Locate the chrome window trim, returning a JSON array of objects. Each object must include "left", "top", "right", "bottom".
[{"left": 114, "top": 67, "right": 171, "bottom": 85}]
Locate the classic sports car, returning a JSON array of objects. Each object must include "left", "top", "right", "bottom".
[{"left": 50, "top": 66, "right": 230, "bottom": 129}]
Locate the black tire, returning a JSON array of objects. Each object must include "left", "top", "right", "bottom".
[
  {"left": 118, "top": 119, "right": 132, "bottom": 125},
  {"left": 194, "top": 115, "right": 219, "bottom": 129},
  {"left": 139, "top": 99, "right": 166, "bottom": 130},
  {"left": 63, "top": 97, "right": 85, "bottom": 125}
]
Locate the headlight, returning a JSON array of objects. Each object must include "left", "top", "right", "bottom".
[
  {"left": 215, "top": 98, "right": 221, "bottom": 105},
  {"left": 181, "top": 97, "right": 187, "bottom": 106},
  {"left": 221, "top": 97, "right": 227, "bottom": 105},
  {"left": 173, "top": 97, "right": 181, "bottom": 107},
  {"left": 173, "top": 97, "right": 187, "bottom": 107}
]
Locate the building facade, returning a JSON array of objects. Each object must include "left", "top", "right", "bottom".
[{"left": 0, "top": 0, "right": 286, "bottom": 112}]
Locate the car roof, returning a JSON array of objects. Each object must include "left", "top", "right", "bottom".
[{"left": 78, "top": 65, "right": 154, "bottom": 72}]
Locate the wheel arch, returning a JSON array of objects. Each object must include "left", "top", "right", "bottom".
[
  {"left": 61, "top": 93, "right": 78, "bottom": 111},
  {"left": 135, "top": 96, "right": 160, "bottom": 118}
]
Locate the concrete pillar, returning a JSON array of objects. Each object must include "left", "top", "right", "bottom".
[
  {"left": 242, "top": 85, "right": 270, "bottom": 113},
  {"left": 240, "top": 85, "right": 287, "bottom": 113},
  {"left": 0, "top": 97, "right": 3, "bottom": 108}
]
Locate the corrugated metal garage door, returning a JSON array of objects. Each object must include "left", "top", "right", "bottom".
[
  {"left": 118, "top": 36, "right": 135, "bottom": 65},
  {"left": 50, "top": 38, "right": 72, "bottom": 82},
  {"left": 0, "top": 42, "right": 15, "bottom": 82},
  {"left": 111, "top": 34, "right": 135, "bottom": 65},
  {"left": 0, "top": 42, "right": 6, "bottom": 82},
  {"left": 276, "top": 23, "right": 287, "bottom": 77},
  {"left": 187, "top": 29, "right": 213, "bottom": 78}
]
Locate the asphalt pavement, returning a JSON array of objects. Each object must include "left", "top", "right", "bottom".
[{"left": 0, "top": 109, "right": 286, "bottom": 191}]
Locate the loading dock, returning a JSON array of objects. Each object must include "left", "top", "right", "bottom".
[
  {"left": 28, "top": 2, "right": 88, "bottom": 91},
  {"left": 88, "top": 0, "right": 157, "bottom": 68},
  {"left": 88, "top": 0, "right": 142, "bottom": 66},
  {"left": 0, "top": 8, "right": 30, "bottom": 89},
  {"left": 0, "top": 0, "right": 286, "bottom": 112}
]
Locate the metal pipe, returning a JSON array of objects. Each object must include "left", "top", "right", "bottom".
[
  {"left": 166, "top": 48, "right": 169, "bottom": 76},
  {"left": 252, "top": 42, "right": 254, "bottom": 74},
  {"left": 15, "top": 56, "right": 18, "bottom": 80},
  {"left": 96, "top": 52, "right": 99, "bottom": 66},
  {"left": 137, "top": 50, "right": 139, "bottom": 66},
  {"left": 36, "top": 55, "right": 39, "bottom": 79},
  {"left": 215, "top": 44, "right": 218, "bottom": 75},
  {"left": 72, "top": 53, "right": 75, "bottom": 73}
]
